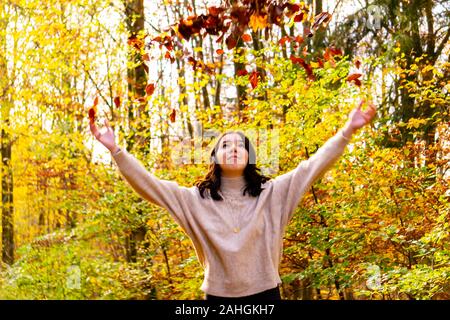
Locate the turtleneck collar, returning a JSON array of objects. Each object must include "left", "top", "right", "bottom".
[{"left": 220, "top": 175, "right": 246, "bottom": 195}]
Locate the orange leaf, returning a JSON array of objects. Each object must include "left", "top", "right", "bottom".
[
  {"left": 93, "top": 96, "right": 99, "bottom": 107},
  {"left": 249, "top": 71, "right": 259, "bottom": 89},
  {"left": 216, "top": 49, "right": 224, "bottom": 55},
  {"left": 242, "top": 33, "right": 252, "bottom": 42},
  {"left": 145, "top": 83, "right": 155, "bottom": 96}
]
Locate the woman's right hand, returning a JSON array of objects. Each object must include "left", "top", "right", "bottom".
[{"left": 89, "top": 118, "right": 120, "bottom": 153}]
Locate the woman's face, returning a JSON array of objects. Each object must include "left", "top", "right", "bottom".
[{"left": 215, "top": 133, "right": 249, "bottom": 177}]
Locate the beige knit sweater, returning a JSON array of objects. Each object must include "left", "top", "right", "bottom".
[{"left": 112, "top": 129, "right": 351, "bottom": 297}]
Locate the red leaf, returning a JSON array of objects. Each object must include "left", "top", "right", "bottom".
[
  {"left": 208, "top": 6, "right": 225, "bottom": 16},
  {"left": 242, "top": 33, "right": 252, "bottom": 42},
  {"left": 355, "top": 59, "right": 361, "bottom": 69},
  {"left": 225, "top": 34, "right": 237, "bottom": 50},
  {"left": 113, "top": 96, "right": 121, "bottom": 108},
  {"left": 145, "top": 83, "right": 155, "bottom": 96},
  {"left": 178, "top": 20, "right": 194, "bottom": 41},
  {"left": 286, "top": 4, "right": 301, "bottom": 18},
  {"left": 169, "top": 109, "right": 176, "bottom": 123},
  {"left": 216, "top": 49, "right": 224, "bottom": 55},
  {"left": 317, "top": 58, "right": 324, "bottom": 68},
  {"left": 294, "top": 12, "right": 304, "bottom": 22},
  {"left": 249, "top": 71, "right": 259, "bottom": 89},
  {"left": 346, "top": 74, "right": 362, "bottom": 86},
  {"left": 142, "top": 53, "right": 150, "bottom": 61},
  {"left": 294, "top": 35, "right": 304, "bottom": 44},
  {"left": 88, "top": 107, "right": 96, "bottom": 122},
  {"left": 290, "top": 55, "right": 314, "bottom": 81},
  {"left": 279, "top": 36, "right": 291, "bottom": 46},
  {"left": 346, "top": 73, "right": 362, "bottom": 81},
  {"left": 237, "top": 69, "right": 248, "bottom": 76},
  {"left": 329, "top": 47, "right": 343, "bottom": 56}
]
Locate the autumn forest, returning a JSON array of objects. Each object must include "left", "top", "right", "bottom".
[{"left": 0, "top": 0, "right": 449, "bottom": 300}]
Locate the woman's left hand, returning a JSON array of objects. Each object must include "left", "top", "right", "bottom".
[{"left": 347, "top": 99, "right": 377, "bottom": 131}]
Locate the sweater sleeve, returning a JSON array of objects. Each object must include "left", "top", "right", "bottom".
[
  {"left": 111, "top": 149, "right": 192, "bottom": 229},
  {"left": 271, "top": 129, "right": 351, "bottom": 225}
]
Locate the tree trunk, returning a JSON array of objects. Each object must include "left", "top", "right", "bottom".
[
  {"left": 123, "top": 0, "right": 148, "bottom": 263},
  {"left": 0, "top": 2, "right": 14, "bottom": 266},
  {"left": 1, "top": 119, "right": 14, "bottom": 265},
  {"left": 124, "top": 0, "right": 149, "bottom": 155}
]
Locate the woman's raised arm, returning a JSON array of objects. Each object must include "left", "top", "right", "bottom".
[
  {"left": 89, "top": 118, "right": 193, "bottom": 229},
  {"left": 271, "top": 100, "right": 377, "bottom": 225}
]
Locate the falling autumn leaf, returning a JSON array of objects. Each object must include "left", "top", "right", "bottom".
[
  {"left": 216, "top": 49, "right": 224, "bottom": 55},
  {"left": 145, "top": 83, "right": 155, "bottom": 96},
  {"left": 113, "top": 96, "right": 121, "bottom": 108},
  {"left": 169, "top": 109, "right": 176, "bottom": 123},
  {"left": 242, "top": 33, "right": 252, "bottom": 42},
  {"left": 249, "top": 71, "right": 259, "bottom": 89},
  {"left": 237, "top": 69, "right": 249, "bottom": 76},
  {"left": 347, "top": 73, "right": 362, "bottom": 81},
  {"left": 294, "top": 35, "right": 304, "bottom": 44},
  {"left": 88, "top": 106, "right": 96, "bottom": 122},
  {"left": 225, "top": 34, "right": 237, "bottom": 50},
  {"left": 355, "top": 59, "right": 361, "bottom": 69},
  {"left": 93, "top": 96, "right": 99, "bottom": 107},
  {"left": 294, "top": 12, "right": 304, "bottom": 23},
  {"left": 279, "top": 36, "right": 291, "bottom": 46},
  {"left": 346, "top": 73, "right": 362, "bottom": 86}
]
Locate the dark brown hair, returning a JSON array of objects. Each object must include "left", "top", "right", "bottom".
[{"left": 195, "top": 131, "right": 271, "bottom": 200}]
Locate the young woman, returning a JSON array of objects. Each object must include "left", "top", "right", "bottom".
[{"left": 89, "top": 100, "right": 376, "bottom": 300}]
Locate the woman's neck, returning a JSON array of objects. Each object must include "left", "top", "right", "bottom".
[{"left": 220, "top": 175, "right": 246, "bottom": 195}]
